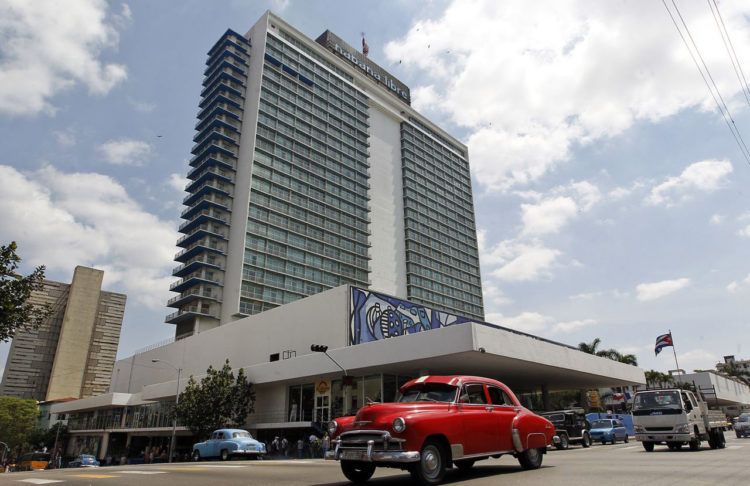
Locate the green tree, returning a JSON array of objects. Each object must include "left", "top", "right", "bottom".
[
  {"left": 174, "top": 360, "right": 255, "bottom": 440},
  {"left": 577, "top": 338, "right": 602, "bottom": 355},
  {"left": 578, "top": 338, "right": 638, "bottom": 366},
  {"left": 0, "top": 241, "right": 51, "bottom": 342},
  {"left": 0, "top": 396, "right": 38, "bottom": 453},
  {"left": 644, "top": 370, "right": 674, "bottom": 387}
]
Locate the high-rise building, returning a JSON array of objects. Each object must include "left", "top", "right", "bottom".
[
  {"left": 0, "top": 266, "right": 126, "bottom": 401},
  {"left": 167, "top": 11, "right": 484, "bottom": 338}
]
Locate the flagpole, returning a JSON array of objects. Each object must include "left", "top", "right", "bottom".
[{"left": 669, "top": 329, "right": 681, "bottom": 374}]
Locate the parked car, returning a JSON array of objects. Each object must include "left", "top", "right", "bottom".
[
  {"left": 326, "top": 375, "right": 557, "bottom": 485},
  {"left": 540, "top": 409, "right": 592, "bottom": 449},
  {"left": 734, "top": 413, "right": 750, "bottom": 438},
  {"left": 590, "top": 418, "right": 628, "bottom": 444},
  {"left": 68, "top": 454, "right": 100, "bottom": 468},
  {"left": 16, "top": 452, "right": 51, "bottom": 471},
  {"left": 192, "top": 429, "right": 267, "bottom": 461}
]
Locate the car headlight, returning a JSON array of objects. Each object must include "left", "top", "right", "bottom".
[
  {"left": 392, "top": 417, "right": 406, "bottom": 433},
  {"left": 634, "top": 425, "right": 645, "bottom": 433},
  {"left": 328, "top": 420, "right": 338, "bottom": 434},
  {"left": 675, "top": 423, "right": 690, "bottom": 434}
]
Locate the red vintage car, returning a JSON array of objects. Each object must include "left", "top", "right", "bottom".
[{"left": 326, "top": 375, "right": 557, "bottom": 485}]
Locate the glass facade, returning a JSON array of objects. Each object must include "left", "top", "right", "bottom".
[
  {"left": 401, "top": 121, "right": 484, "bottom": 320},
  {"left": 240, "top": 32, "right": 371, "bottom": 315}
]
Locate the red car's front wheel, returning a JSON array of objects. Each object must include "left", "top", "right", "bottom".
[
  {"left": 341, "top": 461, "right": 375, "bottom": 483},
  {"left": 410, "top": 439, "right": 447, "bottom": 485}
]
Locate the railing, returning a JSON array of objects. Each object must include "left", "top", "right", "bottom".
[{"left": 132, "top": 337, "right": 176, "bottom": 356}]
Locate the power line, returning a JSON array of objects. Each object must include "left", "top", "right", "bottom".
[
  {"left": 706, "top": 0, "right": 750, "bottom": 107},
  {"left": 662, "top": 0, "right": 750, "bottom": 167},
  {"left": 708, "top": 0, "right": 750, "bottom": 105}
]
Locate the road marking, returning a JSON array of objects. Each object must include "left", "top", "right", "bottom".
[
  {"left": 16, "top": 480, "right": 65, "bottom": 485},
  {"left": 726, "top": 445, "right": 743, "bottom": 450},
  {"left": 188, "top": 464, "right": 247, "bottom": 468},
  {"left": 71, "top": 474, "right": 118, "bottom": 478},
  {"left": 621, "top": 446, "right": 640, "bottom": 450},
  {"left": 118, "top": 471, "right": 168, "bottom": 474}
]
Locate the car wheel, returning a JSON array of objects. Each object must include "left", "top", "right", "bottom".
[
  {"left": 559, "top": 433, "right": 570, "bottom": 450},
  {"left": 581, "top": 432, "right": 591, "bottom": 448},
  {"left": 192, "top": 450, "right": 201, "bottom": 462},
  {"left": 517, "top": 447, "right": 544, "bottom": 470},
  {"left": 642, "top": 441, "right": 655, "bottom": 452},
  {"left": 410, "top": 439, "right": 447, "bottom": 485},
  {"left": 341, "top": 461, "right": 375, "bottom": 484},
  {"left": 667, "top": 442, "right": 681, "bottom": 451},
  {"left": 220, "top": 449, "right": 230, "bottom": 461},
  {"left": 717, "top": 430, "right": 726, "bottom": 449},
  {"left": 736, "top": 431, "right": 741, "bottom": 439},
  {"left": 454, "top": 459, "right": 475, "bottom": 472},
  {"left": 689, "top": 438, "right": 700, "bottom": 451},
  {"left": 624, "top": 435, "right": 629, "bottom": 443}
]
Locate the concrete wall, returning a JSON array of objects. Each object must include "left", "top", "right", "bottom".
[
  {"left": 112, "top": 285, "right": 350, "bottom": 394},
  {"left": 675, "top": 372, "right": 750, "bottom": 405},
  {"left": 367, "top": 104, "right": 407, "bottom": 297},
  {"left": 221, "top": 13, "right": 270, "bottom": 325},
  {"left": 47, "top": 267, "right": 104, "bottom": 400}
]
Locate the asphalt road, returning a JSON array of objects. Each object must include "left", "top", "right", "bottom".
[{"left": 1, "top": 435, "right": 747, "bottom": 485}]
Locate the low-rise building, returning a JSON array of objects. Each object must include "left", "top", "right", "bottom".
[{"left": 52, "top": 285, "right": 645, "bottom": 461}]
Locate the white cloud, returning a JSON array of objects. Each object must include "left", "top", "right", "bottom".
[
  {"left": 167, "top": 173, "right": 188, "bottom": 192},
  {"left": 385, "top": 1, "right": 750, "bottom": 192},
  {"left": 481, "top": 283, "right": 512, "bottom": 309},
  {"left": 0, "top": 0, "right": 128, "bottom": 116},
  {"left": 727, "top": 274, "right": 750, "bottom": 293},
  {"left": 486, "top": 311, "right": 596, "bottom": 334},
  {"left": 739, "top": 225, "right": 750, "bottom": 238},
  {"left": 53, "top": 129, "right": 76, "bottom": 147},
  {"left": 710, "top": 214, "right": 724, "bottom": 225},
  {"left": 677, "top": 349, "right": 721, "bottom": 373},
  {"left": 521, "top": 196, "right": 577, "bottom": 236},
  {"left": 128, "top": 98, "right": 156, "bottom": 113},
  {"left": 570, "top": 289, "right": 628, "bottom": 300},
  {"left": 0, "top": 164, "right": 177, "bottom": 309},
  {"left": 486, "top": 239, "right": 561, "bottom": 282},
  {"left": 636, "top": 277, "right": 691, "bottom": 301},
  {"left": 98, "top": 139, "right": 152, "bottom": 166},
  {"left": 647, "top": 159, "right": 733, "bottom": 206}
]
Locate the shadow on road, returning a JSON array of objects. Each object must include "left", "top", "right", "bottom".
[{"left": 311, "top": 463, "right": 552, "bottom": 485}]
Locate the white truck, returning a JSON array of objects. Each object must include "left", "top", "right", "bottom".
[{"left": 632, "top": 388, "right": 727, "bottom": 451}]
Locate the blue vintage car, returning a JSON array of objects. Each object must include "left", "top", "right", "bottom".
[
  {"left": 589, "top": 418, "right": 629, "bottom": 444},
  {"left": 68, "top": 454, "right": 100, "bottom": 468},
  {"left": 192, "top": 429, "right": 266, "bottom": 461}
]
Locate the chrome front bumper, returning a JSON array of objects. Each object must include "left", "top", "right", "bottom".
[{"left": 326, "top": 434, "right": 420, "bottom": 463}]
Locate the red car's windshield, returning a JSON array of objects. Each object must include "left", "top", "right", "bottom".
[{"left": 397, "top": 383, "right": 457, "bottom": 403}]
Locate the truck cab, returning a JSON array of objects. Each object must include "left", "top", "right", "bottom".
[{"left": 632, "top": 389, "right": 727, "bottom": 451}]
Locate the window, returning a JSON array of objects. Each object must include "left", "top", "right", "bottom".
[
  {"left": 460, "top": 384, "right": 486, "bottom": 404},
  {"left": 488, "top": 386, "right": 513, "bottom": 406}
]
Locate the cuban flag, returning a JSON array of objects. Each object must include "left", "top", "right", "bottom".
[{"left": 654, "top": 333, "right": 673, "bottom": 356}]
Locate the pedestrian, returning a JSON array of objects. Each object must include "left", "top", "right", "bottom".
[
  {"left": 308, "top": 434, "right": 318, "bottom": 458},
  {"left": 322, "top": 433, "right": 330, "bottom": 458},
  {"left": 297, "top": 437, "right": 304, "bottom": 459},
  {"left": 281, "top": 437, "right": 289, "bottom": 457},
  {"left": 271, "top": 436, "right": 280, "bottom": 457}
]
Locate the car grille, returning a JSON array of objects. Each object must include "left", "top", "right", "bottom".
[
  {"left": 338, "top": 430, "right": 404, "bottom": 451},
  {"left": 645, "top": 427, "right": 673, "bottom": 432}
]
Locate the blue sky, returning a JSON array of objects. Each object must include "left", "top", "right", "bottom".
[{"left": 1, "top": 0, "right": 750, "bottom": 378}]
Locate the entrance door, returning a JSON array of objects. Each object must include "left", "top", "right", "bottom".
[{"left": 314, "top": 395, "right": 330, "bottom": 423}]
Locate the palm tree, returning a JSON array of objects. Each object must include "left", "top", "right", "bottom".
[
  {"left": 645, "top": 370, "right": 673, "bottom": 388},
  {"left": 578, "top": 338, "right": 602, "bottom": 355}
]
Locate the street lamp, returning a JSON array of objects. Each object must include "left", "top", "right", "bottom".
[{"left": 152, "top": 359, "right": 182, "bottom": 463}]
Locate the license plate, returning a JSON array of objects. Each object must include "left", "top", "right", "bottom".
[{"left": 341, "top": 450, "right": 368, "bottom": 461}]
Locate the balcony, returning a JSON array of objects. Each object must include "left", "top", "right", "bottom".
[
  {"left": 178, "top": 209, "right": 228, "bottom": 233},
  {"left": 165, "top": 306, "right": 219, "bottom": 324},
  {"left": 173, "top": 241, "right": 226, "bottom": 262},
  {"left": 169, "top": 273, "right": 223, "bottom": 293},
  {"left": 195, "top": 111, "right": 241, "bottom": 134},
  {"left": 190, "top": 132, "right": 238, "bottom": 158},
  {"left": 182, "top": 181, "right": 233, "bottom": 206},
  {"left": 204, "top": 49, "right": 248, "bottom": 77},
  {"left": 172, "top": 257, "right": 224, "bottom": 277},
  {"left": 208, "top": 31, "right": 249, "bottom": 58},
  {"left": 189, "top": 149, "right": 236, "bottom": 171},
  {"left": 200, "top": 74, "right": 245, "bottom": 101},
  {"left": 176, "top": 225, "right": 227, "bottom": 248},
  {"left": 192, "top": 125, "right": 239, "bottom": 148},
  {"left": 167, "top": 288, "right": 222, "bottom": 308},
  {"left": 180, "top": 196, "right": 231, "bottom": 220},
  {"left": 196, "top": 101, "right": 242, "bottom": 123},
  {"left": 202, "top": 66, "right": 246, "bottom": 90}
]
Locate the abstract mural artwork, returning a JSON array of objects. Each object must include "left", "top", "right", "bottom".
[{"left": 349, "top": 287, "right": 473, "bottom": 345}]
